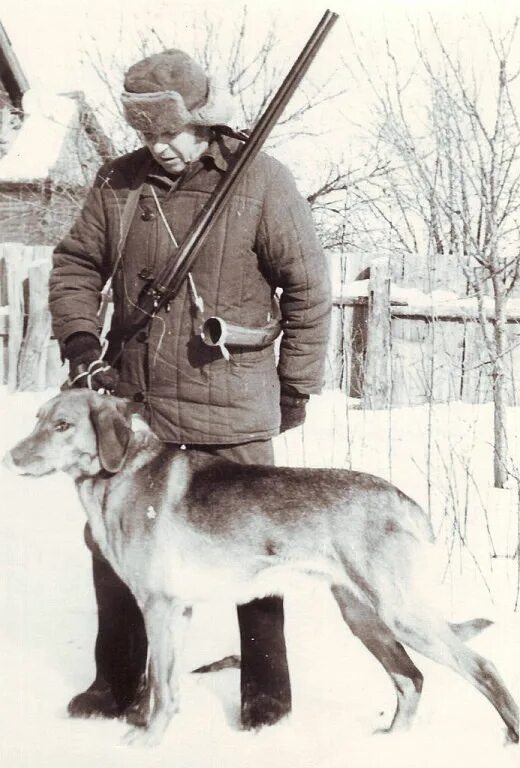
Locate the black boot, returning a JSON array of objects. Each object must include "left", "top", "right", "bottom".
[
  {"left": 67, "top": 676, "right": 121, "bottom": 718},
  {"left": 67, "top": 554, "right": 148, "bottom": 719},
  {"left": 237, "top": 596, "right": 292, "bottom": 729}
]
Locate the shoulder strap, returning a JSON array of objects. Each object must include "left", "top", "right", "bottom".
[{"left": 97, "top": 154, "right": 153, "bottom": 335}]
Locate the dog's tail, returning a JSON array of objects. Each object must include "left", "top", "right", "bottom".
[
  {"left": 191, "top": 654, "right": 240, "bottom": 674},
  {"left": 449, "top": 618, "right": 493, "bottom": 641}
]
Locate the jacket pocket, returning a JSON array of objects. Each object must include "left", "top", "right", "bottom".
[{"left": 228, "top": 348, "right": 280, "bottom": 433}]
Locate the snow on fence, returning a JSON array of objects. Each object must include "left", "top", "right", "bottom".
[
  {"left": 327, "top": 256, "right": 520, "bottom": 408},
  {"left": 3, "top": 243, "right": 520, "bottom": 406}
]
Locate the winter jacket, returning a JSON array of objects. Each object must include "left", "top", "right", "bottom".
[{"left": 49, "top": 135, "right": 331, "bottom": 444}]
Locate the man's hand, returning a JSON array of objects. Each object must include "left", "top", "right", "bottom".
[
  {"left": 279, "top": 385, "right": 309, "bottom": 433},
  {"left": 64, "top": 333, "right": 119, "bottom": 394}
]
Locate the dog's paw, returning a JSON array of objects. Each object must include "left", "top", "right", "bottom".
[
  {"left": 122, "top": 712, "right": 172, "bottom": 748},
  {"left": 122, "top": 725, "right": 163, "bottom": 748},
  {"left": 372, "top": 713, "right": 396, "bottom": 735},
  {"left": 124, "top": 692, "right": 151, "bottom": 728},
  {"left": 373, "top": 725, "right": 392, "bottom": 736}
]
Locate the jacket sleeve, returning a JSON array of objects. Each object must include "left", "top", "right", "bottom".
[
  {"left": 256, "top": 159, "right": 332, "bottom": 395},
  {"left": 49, "top": 164, "right": 110, "bottom": 348}
]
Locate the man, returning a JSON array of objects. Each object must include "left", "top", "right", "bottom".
[{"left": 49, "top": 49, "right": 331, "bottom": 730}]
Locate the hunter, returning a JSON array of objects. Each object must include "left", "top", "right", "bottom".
[{"left": 49, "top": 48, "right": 331, "bottom": 730}]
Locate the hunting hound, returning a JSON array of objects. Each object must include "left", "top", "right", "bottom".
[{"left": 4, "top": 390, "right": 519, "bottom": 747}]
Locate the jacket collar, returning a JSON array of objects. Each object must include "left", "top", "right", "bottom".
[
  {"left": 143, "top": 130, "right": 240, "bottom": 189},
  {"left": 201, "top": 133, "right": 231, "bottom": 172}
]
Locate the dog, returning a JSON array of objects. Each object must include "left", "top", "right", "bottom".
[{"left": 4, "top": 390, "right": 519, "bottom": 747}]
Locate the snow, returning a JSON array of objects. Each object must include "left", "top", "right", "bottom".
[
  {"left": 0, "top": 387, "right": 519, "bottom": 767},
  {"left": 332, "top": 276, "right": 520, "bottom": 318},
  {"left": 0, "top": 90, "right": 77, "bottom": 182}
]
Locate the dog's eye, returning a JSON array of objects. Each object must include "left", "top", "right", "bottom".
[{"left": 54, "top": 420, "right": 71, "bottom": 433}]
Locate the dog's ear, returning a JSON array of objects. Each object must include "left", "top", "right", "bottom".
[{"left": 89, "top": 398, "right": 131, "bottom": 473}]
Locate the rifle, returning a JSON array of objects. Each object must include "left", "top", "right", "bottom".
[{"left": 105, "top": 9, "right": 339, "bottom": 366}]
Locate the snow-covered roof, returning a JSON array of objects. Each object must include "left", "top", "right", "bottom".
[
  {"left": 0, "top": 89, "right": 77, "bottom": 181},
  {"left": 0, "top": 88, "right": 113, "bottom": 184}
]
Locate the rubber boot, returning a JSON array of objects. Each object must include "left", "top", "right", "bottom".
[
  {"left": 67, "top": 554, "right": 148, "bottom": 718},
  {"left": 237, "top": 596, "right": 292, "bottom": 729}
]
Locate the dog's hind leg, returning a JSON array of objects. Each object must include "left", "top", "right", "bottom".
[
  {"left": 387, "top": 609, "right": 519, "bottom": 743},
  {"left": 124, "top": 596, "right": 192, "bottom": 747},
  {"left": 331, "top": 585, "right": 423, "bottom": 733}
]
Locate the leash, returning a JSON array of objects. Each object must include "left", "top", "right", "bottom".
[{"left": 65, "top": 338, "right": 113, "bottom": 393}]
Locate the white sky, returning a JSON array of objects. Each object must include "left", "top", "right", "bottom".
[
  {"left": 1, "top": 0, "right": 517, "bottom": 100},
  {"left": 1, "top": 0, "right": 518, "bottom": 192}
]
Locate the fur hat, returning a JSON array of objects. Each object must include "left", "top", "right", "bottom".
[{"left": 121, "top": 49, "right": 235, "bottom": 133}]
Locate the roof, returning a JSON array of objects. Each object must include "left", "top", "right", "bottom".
[
  {"left": 0, "top": 89, "right": 114, "bottom": 184},
  {"left": 0, "top": 20, "right": 29, "bottom": 110},
  {"left": 62, "top": 90, "right": 115, "bottom": 161}
]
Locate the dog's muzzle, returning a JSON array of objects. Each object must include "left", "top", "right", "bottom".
[{"left": 2, "top": 450, "right": 23, "bottom": 474}]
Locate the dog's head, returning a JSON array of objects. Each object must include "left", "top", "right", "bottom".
[{"left": 3, "top": 390, "right": 132, "bottom": 478}]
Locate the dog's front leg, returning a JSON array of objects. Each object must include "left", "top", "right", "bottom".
[{"left": 124, "top": 596, "right": 191, "bottom": 747}]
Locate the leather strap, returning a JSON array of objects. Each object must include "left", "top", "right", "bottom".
[{"left": 97, "top": 154, "right": 154, "bottom": 331}]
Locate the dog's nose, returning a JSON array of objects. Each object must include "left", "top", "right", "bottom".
[
  {"left": 3, "top": 446, "right": 28, "bottom": 474},
  {"left": 2, "top": 450, "right": 16, "bottom": 471}
]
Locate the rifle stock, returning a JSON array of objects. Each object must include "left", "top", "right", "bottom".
[{"left": 106, "top": 9, "right": 338, "bottom": 366}]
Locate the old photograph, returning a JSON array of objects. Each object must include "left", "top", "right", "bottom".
[{"left": 0, "top": 1, "right": 518, "bottom": 766}]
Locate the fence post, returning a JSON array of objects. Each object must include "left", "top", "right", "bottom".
[
  {"left": 4, "top": 243, "right": 31, "bottom": 391},
  {"left": 363, "top": 257, "right": 391, "bottom": 408},
  {"left": 17, "top": 246, "right": 54, "bottom": 390},
  {"left": 324, "top": 304, "right": 344, "bottom": 389}
]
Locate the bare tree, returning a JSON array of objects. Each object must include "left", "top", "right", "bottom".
[
  {"left": 76, "top": 6, "right": 389, "bottom": 251},
  {"left": 350, "top": 18, "right": 520, "bottom": 487}
]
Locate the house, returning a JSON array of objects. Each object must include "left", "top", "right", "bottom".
[
  {"left": 0, "top": 20, "right": 116, "bottom": 389},
  {"left": 0, "top": 19, "right": 28, "bottom": 158},
  {"left": 0, "top": 20, "right": 114, "bottom": 245}
]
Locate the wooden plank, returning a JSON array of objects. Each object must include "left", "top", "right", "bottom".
[
  {"left": 390, "top": 315, "right": 464, "bottom": 406},
  {"left": 348, "top": 302, "right": 367, "bottom": 398},
  {"left": 391, "top": 304, "right": 520, "bottom": 322},
  {"left": 430, "top": 319, "right": 465, "bottom": 402},
  {"left": 0, "top": 310, "right": 6, "bottom": 386},
  {"left": 3, "top": 242, "right": 31, "bottom": 391},
  {"left": 46, "top": 338, "right": 66, "bottom": 388},
  {"left": 339, "top": 305, "right": 354, "bottom": 395},
  {"left": 0, "top": 243, "right": 6, "bottom": 383},
  {"left": 391, "top": 316, "right": 431, "bottom": 406},
  {"left": 400, "top": 250, "right": 427, "bottom": 290},
  {"left": 325, "top": 304, "right": 355, "bottom": 395},
  {"left": 0, "top": 254, "right": 7, "bottom": 305},
  {"left": 17, "top": 247, "right": 54, "bottom": 390},
  {"left": 503, "top": 320, "right": 520, "bottom": 407},
  {"left": 323, "top": 304, "right": 344, "bottom": 390},
  {"left": 363, "top": 258, "right": 391, "bottom": 408}
]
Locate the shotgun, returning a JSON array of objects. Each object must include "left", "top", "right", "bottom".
[{"left": 105, "top": 9, "right": 338, "bottom": 366}]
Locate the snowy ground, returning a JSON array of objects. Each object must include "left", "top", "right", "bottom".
[{"left": 0, "top": 388, "right": 519, "bottom": 767}]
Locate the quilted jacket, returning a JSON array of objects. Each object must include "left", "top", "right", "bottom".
[{"left": 49, "top": 135, "right": 331, "bottom": 444}]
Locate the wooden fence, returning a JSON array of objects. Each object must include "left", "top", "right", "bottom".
[
  {"left": 0, "top": 242, "right": 64, "bottom": 390},
  {"left": 3, "top": 243, "right": 520, "bottom": 409},
  {"left": 326, "top": 257, "right": 520, "bottom": 408}
]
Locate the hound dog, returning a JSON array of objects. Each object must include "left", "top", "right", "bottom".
[{"left": 4, "top": 390, "right": 519, "bottom": 746}]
